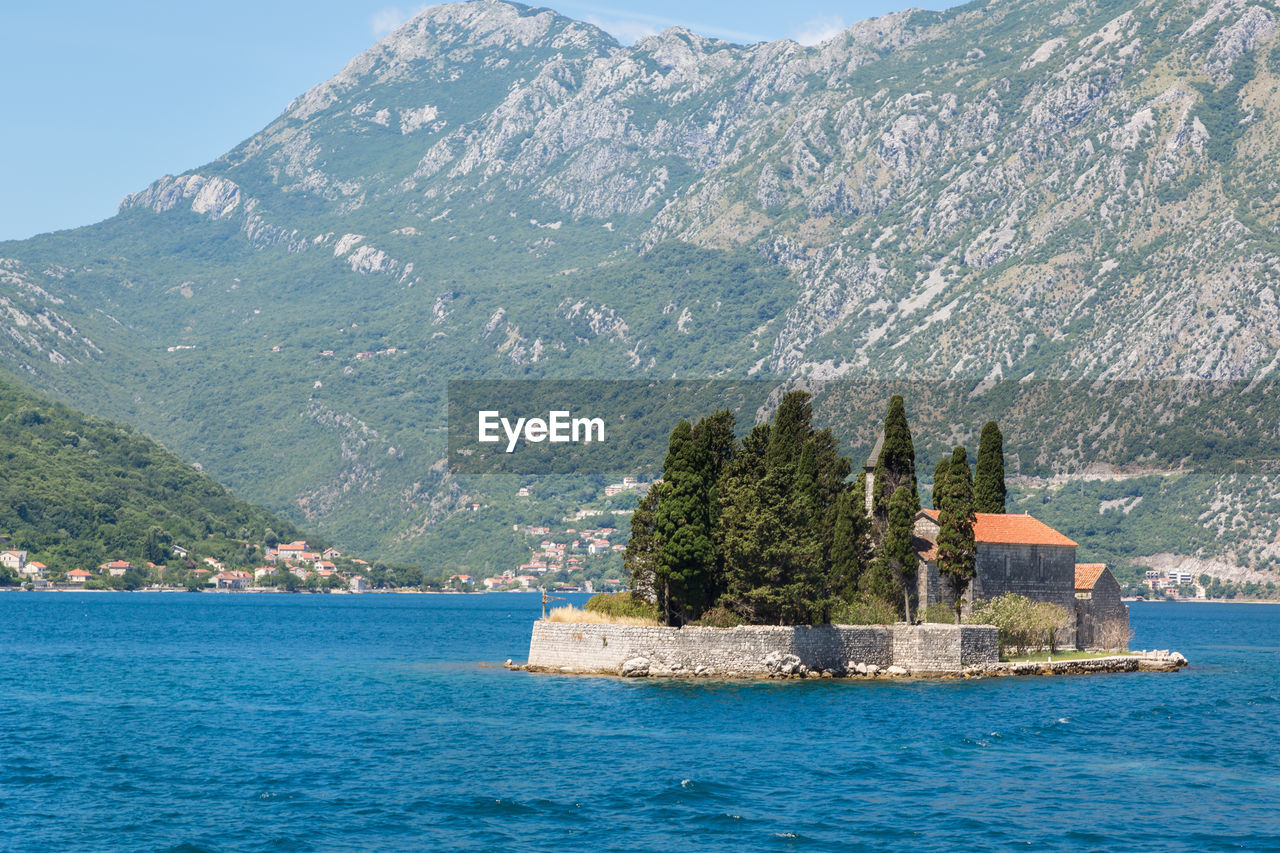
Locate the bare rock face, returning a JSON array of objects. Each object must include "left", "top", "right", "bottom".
[
  {"left": 764, "top": 651, "right": 803, "bottom": 676},
  {"left": 619, "top": 657, "right": 650, "bottom": 677}
]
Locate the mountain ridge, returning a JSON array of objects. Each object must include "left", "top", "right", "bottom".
[{"left": 4, "top": 0, "right": 1280, "bottom": 575}]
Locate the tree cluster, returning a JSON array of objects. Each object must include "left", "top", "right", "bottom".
[
  {"left": 625, "top": 392, "right": 873, "bottom": 625},
  {"left": 625, "top": 394, "right": 1010, "bottom": 627}
]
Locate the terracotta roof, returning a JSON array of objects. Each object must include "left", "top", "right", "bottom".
[
  {"left": 67, "top": 569, "right": 92, "bottom": 577},
  {"left": 920, "top": 510, "right": 1077, "bottom": 547},
  {"left": 1075, "top": 563, "right": 1108, "bottom": 590}
]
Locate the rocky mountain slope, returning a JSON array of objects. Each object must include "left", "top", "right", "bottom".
[{"left": 2, "top": 0, "right": 1280, "bottom": 574}]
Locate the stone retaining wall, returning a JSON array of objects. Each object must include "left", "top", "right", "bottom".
[{"left": 526, "top": 621, "right": 999, "bottom": 678}]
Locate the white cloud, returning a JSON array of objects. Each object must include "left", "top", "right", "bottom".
[
  {"left": 585, "top": 14, "right": 661, "bottom": 44},
  {"left": 793, "top": 14, "right": 846, "bottom": 46},
  {"left": 371, "top": 6, "right": 421, "bottom": 38},
  {"left": 559, "top": 2, "right": 766, "bottom": 44}
]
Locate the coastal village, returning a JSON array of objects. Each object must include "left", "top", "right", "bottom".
[
  {"left": 0, "top": 476, "right": 656, "bottom": 595},
  {"left": 0, "top": 539, "right": 381, "bottom": 593}
]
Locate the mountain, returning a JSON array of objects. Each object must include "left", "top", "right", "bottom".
[
  {"left": 1, "top": 0, "right": 1279, "bottom": 578},
  {"left": 0, "top": 370, "right": 309, "bottom": 581}
]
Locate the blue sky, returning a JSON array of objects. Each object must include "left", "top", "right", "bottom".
[{"left": 0, "top": 0, "right": 958, "bottom": 241}]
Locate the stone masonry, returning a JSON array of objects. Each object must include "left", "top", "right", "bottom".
[{"left": 526, "top": 622, "right": 999, "bottom": 678}]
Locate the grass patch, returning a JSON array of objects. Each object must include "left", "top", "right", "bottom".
[
  {"left": 544, "top": 605, "right": 660, "bottom": 626},
  {"left": 1001, "top": 649, "right": 1139, "bottom": 663}
]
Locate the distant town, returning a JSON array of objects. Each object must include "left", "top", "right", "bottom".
[{"left": 0, "top": 476, "right": 657, "bottom": 594}]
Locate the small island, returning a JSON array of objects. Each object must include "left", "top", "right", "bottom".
[{"left": 522, "top": 393, "right": 1188, "bottom": 678}]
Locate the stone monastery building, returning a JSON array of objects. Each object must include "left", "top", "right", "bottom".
[
  {"left": 863, "top": 442, "right": 1130, "bottom": 650},
  {"left": 911, "top": 509, "right": 1130, "bottom": 651}
]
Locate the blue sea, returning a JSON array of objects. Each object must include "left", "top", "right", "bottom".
[{"left": 2, "top": 594, "right": 1277, "bottom": 852}]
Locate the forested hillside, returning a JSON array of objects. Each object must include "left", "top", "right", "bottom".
[{"left": 0, "top": 372, "right": 307, "bottom": 581}]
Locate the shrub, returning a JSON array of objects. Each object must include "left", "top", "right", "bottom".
[
  {"left": 830, "top": 594, "right": 900, "bottom": 625},
  {"left": 967, "top": 593, "right": 1071, "bottom": 657},
  {"left": 546, "top": 604, "right": 660, "bottom": 626},
  {"left": 691, "top": 605, "right": 746, "bottom": 628},
  {"left": 584, "top": 592, "right": 660, "bottom": 622},
  {"left": 920, "top": 602, "right": 957, "bottom": 624}
]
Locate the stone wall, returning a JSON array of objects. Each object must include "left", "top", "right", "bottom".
[
  {"left": 890, "top": 623, "right": 999, "bottom": 674},
  {"left": 526, "top": 622, "right": 998, "bottom": 678},
  {"left": 1076, "top": 570, "right": 1130, "bottom": 651}
]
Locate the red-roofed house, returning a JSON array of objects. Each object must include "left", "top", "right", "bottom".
[
  {"left": 277, "top": 541, "right": 308, "bottom": 561},
  {"left": 214, "top": 571, "right": 250, "bottom": 590},
  {"left": 0, "top": 550, "right": 27, "bottom": 571},
  {"left": 100, "top": 560, "right": 132, "bottom": 577},
  {"left": 913, "top": 509, "right": 1083, "bottom": 646},
  {"left": 1074, "top": 563, "right": 1130, "bottom": 650},
  {"left": 67, "top": 569, "right": 92, "bottom": 584}
]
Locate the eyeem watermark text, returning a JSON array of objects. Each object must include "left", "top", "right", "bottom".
[{"left": 478, "top": 410, "right": 605, "bottom": 453}]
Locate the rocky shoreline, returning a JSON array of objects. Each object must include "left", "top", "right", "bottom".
[{"left": 510, "top": 648, "right": 1189, "bottom": 680}]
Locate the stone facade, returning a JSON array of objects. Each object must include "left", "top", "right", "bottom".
[
  {"left": 914, "top": 511, "right": 1081, "bottom": 648},
  {"left": 890, "top": 623, "right": 999, "bottom": 675},
  {"left": 1075, "top": 565, "right": 1130, "bottom": 651},
  {"left": 526, "top": 622, "right": 998, "bottom": 678}
]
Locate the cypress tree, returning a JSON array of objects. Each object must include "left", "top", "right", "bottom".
[
  {"left": 623, "top": 482, "right": 665, "bottom": 604},
  {"left": 793, "top": 439, "right": 819, "bottom": 524},
  {"left": 937, "top": 446, "right": 976, "bottom": 623},
  {"left": 974, "top": 420, "right": 1006, "bottom": 513},
  {"left": 694, "top": 410, "right": 736, "bottom": 609},
  {"left": 872, "top": 395, "right": 919, "bottom": 529},
  {"left": 874, "top": 485, "right": 918, "bottom": 621},
  {"left": 829, "top": 490, "right": 871, "bottom": 602},
  {"left": 654, "top": 420, "right": 715, "bottom": 624},
  {"left": 932, "top": 455, "right": 951, "bottom": 511},
  {"left": 765, "top": 390, "right": 812, "bottom": 474}
]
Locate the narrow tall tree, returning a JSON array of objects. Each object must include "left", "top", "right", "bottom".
[
  {"left": 872, "top": 395, "right": 919, "bottom": 530},
  {"left": 623, "top": 482, "right": 665, "bottom": 604},
  {"left": 654, "top": 420, "right": 715, "bottom": 624},
  {"left": 937, "top": 446, "right": 976, "bottom": 623},
  {"left": 932, "top": 455, "right": 951, "bottom": 511},
  {"left": 876, "top": 485, "right": 919, "bottom": 622},
  {"left": 829, "top": 489, "right": 871, "bottom": 602},
  {"left": 974, "top": 420, "right": 1007, "bottom": 513}
]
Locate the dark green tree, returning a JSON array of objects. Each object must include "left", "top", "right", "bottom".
[
  {"left": 876, "top": 485, "right": 918, "bottom": 622},
  {"left": 937, "top": 446, "right": 976, "bottom": 623},
  {"left": 693, "top": 410, "right": 736, "bottom": 607},
  {"left": 765, "top": 390, "right": 813, "bottom": 474},
  {"left": 624, "top": 482, "right": 665, "bottom": 604},
  {"left": 829, "top": 489, "right": 872, "bottom": 602},
  {"left": 654, "top": 420, "right": 715, "bottom": 624},
  {"left": 145, "top": 526, "right": 168, "bottom": 566},
  {"left": 872, "top": 395, "right": 919, "bottom": 530},
  {"left": 974, "top": 420, "right": 1007, "bottom": 513},
  {"left": 932, "top": 455, "right": 951, "bottom": 511}
]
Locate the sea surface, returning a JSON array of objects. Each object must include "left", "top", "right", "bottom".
[{"left": 1, "top": 594, "right": 1277, "bottom": 852}]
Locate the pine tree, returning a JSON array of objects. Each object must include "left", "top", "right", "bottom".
[
  {"left": 872, "top": 395, "right": 919, "bottom": 529},
  {"left": 937, "top": 446, "right": 976, "bottom": 623},
  {"left": 654, "top": 420, "right": 714, "bottom": 624},
  {"left": 974, "top": 420, "right": 1006, "bottom": 513},
  {"left": 876, "top": 485, "right": 918, "bottom": 622},
  {"left": 932, "top": 455, "right": 951, "bottom": 511}
]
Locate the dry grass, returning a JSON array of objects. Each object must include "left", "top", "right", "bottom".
[{"left": 544, "top": 605, "right": 660, "bottom": 626}]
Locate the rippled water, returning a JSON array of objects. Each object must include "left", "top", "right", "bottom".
[{"left": 2, "top": 593, "right": 1277, "bottom": 851}]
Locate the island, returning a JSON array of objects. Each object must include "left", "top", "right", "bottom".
[{"left": 520, "top": 393, "right": 1188, "bottom": 678}]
